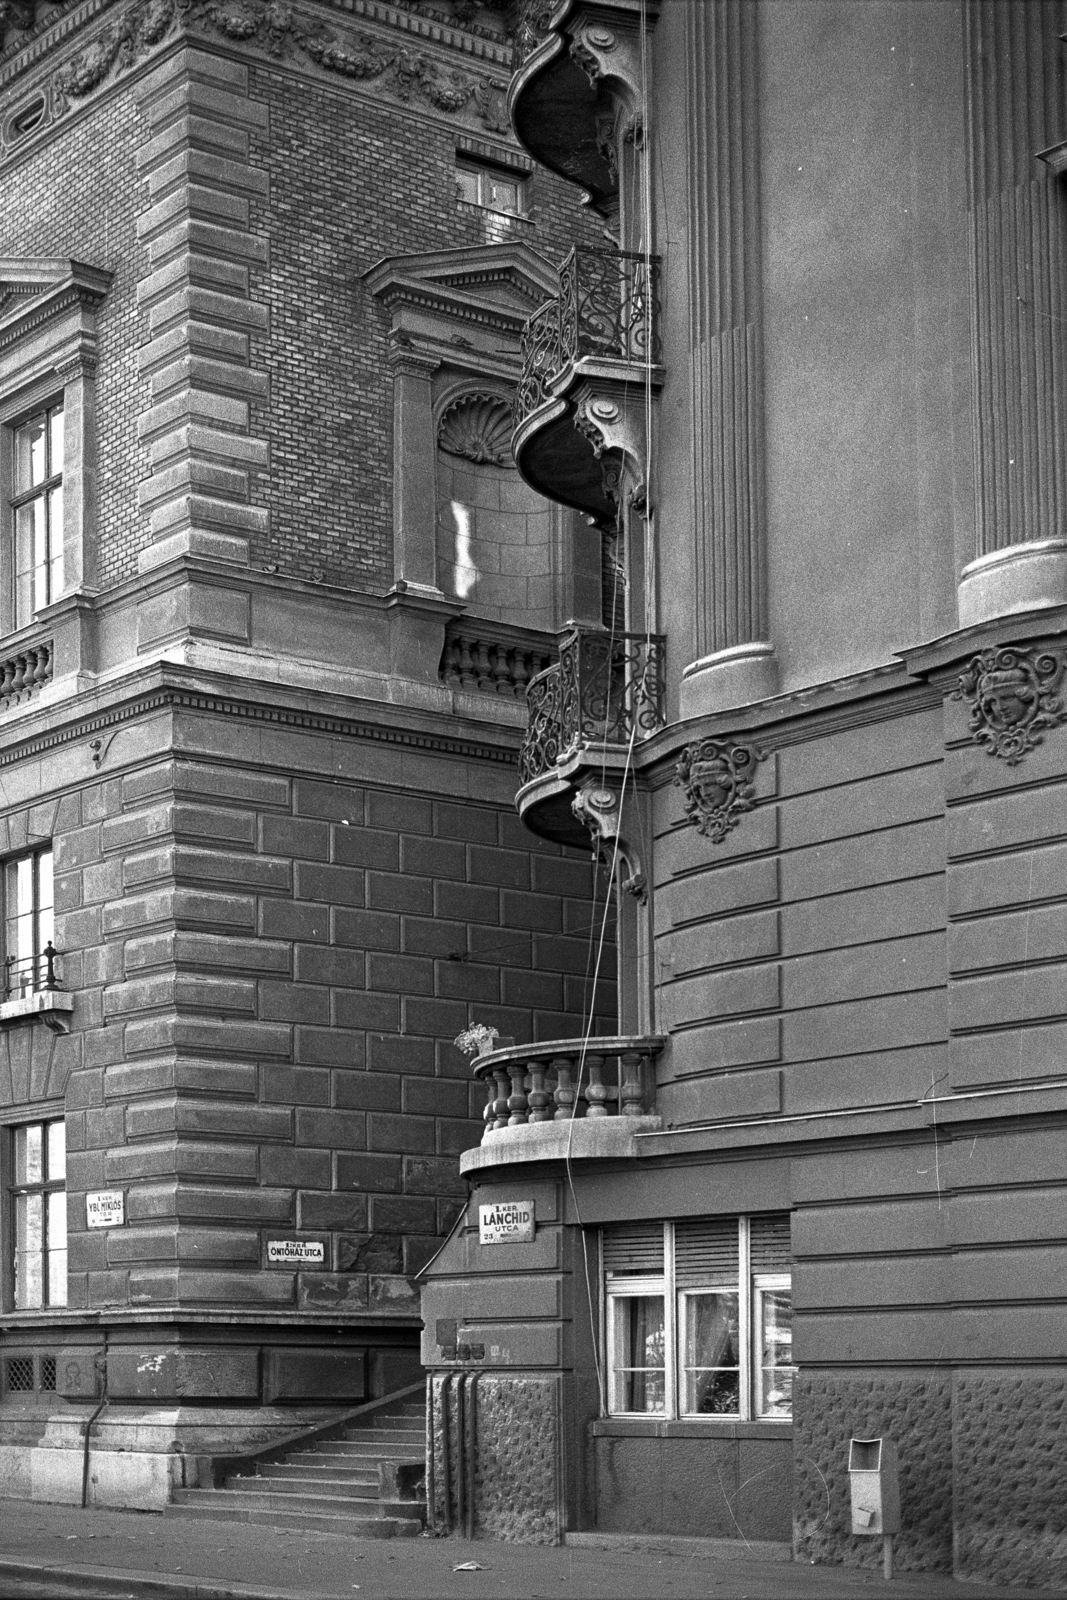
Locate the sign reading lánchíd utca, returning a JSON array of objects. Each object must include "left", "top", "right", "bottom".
[{"left": 479, "top": 1199, "right": 535, "bottom": 1245}]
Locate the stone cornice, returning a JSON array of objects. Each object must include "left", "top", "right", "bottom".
[
  {"left": 639, "top": 663, "right": 946, "bottom": 792},
  {"left": 0, "top": 663, "right": 523, "bottom": 774}
]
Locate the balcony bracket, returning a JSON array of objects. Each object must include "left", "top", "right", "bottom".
[
  {"left": 573, "top": 380, "right": 649, "bottom": 508},
  {"left": 571, "top": 779, "right": 646, "bottom": 902}
]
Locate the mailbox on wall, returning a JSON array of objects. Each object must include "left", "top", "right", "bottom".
[{"left": 848, "top": 1437, "right": 901, "bottom": 1537}]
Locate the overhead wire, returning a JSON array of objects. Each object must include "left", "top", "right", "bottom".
[{"left": 562, "top": 0, "right": 656, "bottom": 1415}]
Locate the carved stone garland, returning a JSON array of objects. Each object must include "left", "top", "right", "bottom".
[
  {"left": 952, "top": 646, "right": 1066, "bottom": 765},
  {"left": 438, "top": 392, "right": 513, "bottom": 467},
  {"left": 44, "top": 0, "right": 512, "bottom": 131},
  {"left": 674, "top": 737, "right": 763, "bottom": 844}
]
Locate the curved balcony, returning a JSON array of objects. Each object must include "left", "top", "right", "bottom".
[
  {"left": 513, "top": 245, "right": 661, "bottom": 520},
  {"left": 510, "top": 1, "right": 658, "bottom": 215},
  {"left": 517, "top": 621, "right": 664, "bottom": 845},
  {"left": 460, "top": 1034, "right": 665, "bottom": 1173},
  {"left": 509, "top": 4, "right": 617, "bottom": 213}
]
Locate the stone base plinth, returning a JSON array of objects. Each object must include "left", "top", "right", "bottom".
[
  {"left": 679, "top": 642, "right": 778, "bottom": 719},
  {"left": 957, "top": 541, "right": 1067, "bottom": 628}
]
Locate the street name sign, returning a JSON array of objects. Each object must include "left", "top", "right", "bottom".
[
  {"left": 266, "top": 1239, "right": 325, "bottom": 1265},
  {"left": 479, "top": 1199, "right": 535, "bottom": 1244},
  {"left": 86, "top": 1190, "right": 124, "bottom": 1229}
]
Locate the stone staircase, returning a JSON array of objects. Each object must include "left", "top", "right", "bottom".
[{"left": 166, "top": 1389, "right": 426, "bottom": 1538}]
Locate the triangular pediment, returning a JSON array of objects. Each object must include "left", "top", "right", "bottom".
[
  {"left": 0, "top": 258, "right": 111, "bottom": 334},
  {"left": 364, "top": 242, "right": 558, "bottom": 326}
]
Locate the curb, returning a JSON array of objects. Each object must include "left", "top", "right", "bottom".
[{"left": 0, "top": 1557, "right": 320, "bottom": 1599}]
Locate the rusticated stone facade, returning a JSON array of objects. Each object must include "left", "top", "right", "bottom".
[
  {"left": 0, "top": 0, "right": 612, "bottom": 1509},
  {"left": 793, "top": 1371, "right": 952, "bottom": 1573},
  {"left": 954, "top": 1370, "right": 1067, "bottom": 1590},
  {"left": 429, "top": 1370, "right": 561, "bottom": 1543}
]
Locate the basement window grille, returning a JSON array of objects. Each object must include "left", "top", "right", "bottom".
[
  {"left": 4, "top": 1356, "right": 34, "bottom": 1392},
  {"left": 39, "top": 1355, "right": 56, "bottom": 1391}
]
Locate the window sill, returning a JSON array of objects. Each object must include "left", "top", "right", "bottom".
[
  {"left": 0, "top": 990, "right": 72, "bottom": 1030},
  {"left": 457, "top": 199, "right": 533, "bottom": 226},
  {"left": 590, "top": 1417, "right": 792, "bottom": 1440}
]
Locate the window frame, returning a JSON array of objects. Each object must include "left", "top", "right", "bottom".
[
  {"left": 5, "top": 1115, "right": 67, "bottom": 1314},
  {"left": 9, "top": 400, "right": 64, "bottom": 631},
  {"left": 3, "top": 843, "right": 54, "bottom": 999},
  {"left": 0, "top": 257, "right": 111, "bottom": 643},
  {"left": 455, "top": 157, "right": 528, "bottom": 217},
  {"left": 602, "top": 1216, "right": 794, "bottom": 1423}
]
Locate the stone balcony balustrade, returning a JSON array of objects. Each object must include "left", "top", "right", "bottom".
[
  {"left": 439, "top": 616, "right": 556, "bottom": 702},
  {"left": 460, "top": 1035, "right": 665, "bottom": 1174}
]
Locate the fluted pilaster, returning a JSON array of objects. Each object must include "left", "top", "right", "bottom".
[
  {"left": 959, "top": 1, "right": 1067, "bottom": 625},
  {"left": 680, "top": 0, "right": 776, "bottom": 717}
]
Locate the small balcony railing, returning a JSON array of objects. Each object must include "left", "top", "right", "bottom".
[
  {"left": 473, "top": 1035, "right": 664, "bottom": 1139},
  {"left": 0, "top": 640, "right": 53, "bottom": 713},
  {"left": 515, "top": 247, "right": 661, "bottom": 427},
  {"left": 5, "top": 943, "right": 60, "bottom": 999},
  {"left": 515, "top": 0, "right": 557, "bottom": 65},
  {"left": 440, "top": 618, "right": 556, "bottom": 701},
  {"left": 518, "top": 623, "right": 665, "bottom": 787}
]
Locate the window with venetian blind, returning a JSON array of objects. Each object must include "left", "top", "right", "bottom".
[{"left": 603, "top": 1214, "right": 793, "bottom": 1420}]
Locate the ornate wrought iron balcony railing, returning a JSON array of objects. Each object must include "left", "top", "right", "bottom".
[
  {"left": 472, "top": 1035, "right": 664, "bottom": 1139},
  {"left": 518, "top": 623, "right": 665, "bottom": 787},
  {"left": 515, "top": 247, "right": 661, "bottom": 428}
]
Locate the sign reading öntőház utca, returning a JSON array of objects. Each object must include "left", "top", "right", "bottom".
[
  {"left": 266, "top": 1240, "right": 325, "bottom": 1265},
  {"left": 479, "top": 1199, "right": 535, "bottom": 1245}
]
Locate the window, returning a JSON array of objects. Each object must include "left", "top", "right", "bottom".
[
  {"left": 10, "top": 1118, "right": 66, "bottom": 1309},
  {"left": 456, "top": 159, "right": 526, "bottom": 216},
  {"left": 603, "top": 1214, "right": 793, "bottom": 1420},
  {"left": 4, "top": 845, "right": 54, "bottom": 997},
  {"left": 10, "top": 404, "right": 63, "bottom": 629}
]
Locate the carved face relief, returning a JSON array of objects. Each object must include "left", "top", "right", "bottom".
[
  {"left": 675, "top": 738, "right": 762, "bottom": 843},
  {"left": 952, "top": 647, "right": 1066, "bottom": 765}
]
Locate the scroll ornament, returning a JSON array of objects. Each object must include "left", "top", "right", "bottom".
[
  {"left": 952, "top": 646, "right": 1066, "bottom": 765},
  {"left": 674, "top": 738, "right": 762, "bottom": 844}
]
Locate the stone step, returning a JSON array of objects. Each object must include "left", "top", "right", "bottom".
[
  {"left": 255, "top": 1461, "right": 378, "bottom": 1481},
  {"left": 317, "top": 1441, "right": 424, "bottom": 1457},
  {"left": 226, "top": 1475, "right": 383, "bottom": 1500},
  {"left": 165, "top": 1498, "right": 420, "bottom": 1538},
  {"left": 172, "top": 1486, "right": 421, "bottom": 1521},
  {"left": 343, "top": 1440, "right": 422, "bottom": 1452}
]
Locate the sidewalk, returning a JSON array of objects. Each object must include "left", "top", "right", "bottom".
[{"left": 0, "top": 1500, "right": 1051, "bottom": 1599}]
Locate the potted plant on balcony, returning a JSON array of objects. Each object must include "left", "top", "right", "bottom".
[{"left": 453, "top": 1023, "right": 505, "bottom": 1058}]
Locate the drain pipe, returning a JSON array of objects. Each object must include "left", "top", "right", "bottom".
[{"left": 81, "top": 1351, "right": 108, "bottom": 1509}]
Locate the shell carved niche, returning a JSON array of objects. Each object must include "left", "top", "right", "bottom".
[{"left": 438, "top": 392, "right": 514, "bottom": 466}]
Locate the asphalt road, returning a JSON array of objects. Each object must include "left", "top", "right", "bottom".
[{"left": 0, "top": 1500, "right": 1054, "bottom": 1600}]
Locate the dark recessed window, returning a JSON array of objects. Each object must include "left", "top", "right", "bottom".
[{"left": 8, "top": 97, "right": 46, "bottom": 141}]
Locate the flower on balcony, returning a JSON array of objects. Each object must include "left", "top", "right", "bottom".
[{"left": 454, "top": 1022, "right": 500, "bottom": 1057}]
